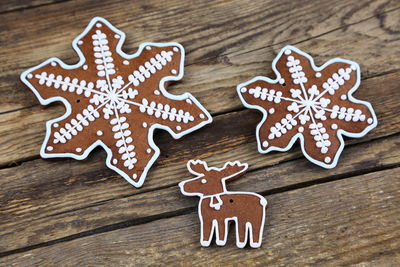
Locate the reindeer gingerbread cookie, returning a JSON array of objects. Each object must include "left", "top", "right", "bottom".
[{"left": 179, "top": 160, "right": 267, "bottom": 248}]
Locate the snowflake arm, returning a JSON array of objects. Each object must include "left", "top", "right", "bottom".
[{"left": 237, "top": 45, "right": 377, "bottom": 168}]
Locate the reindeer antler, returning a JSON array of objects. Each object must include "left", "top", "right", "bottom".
[
  {"left": 187, "top": 159, "right": 209, "bottom": 175},
  {"left": 221, "top": 161, "right": 248, "bottom": 181}
]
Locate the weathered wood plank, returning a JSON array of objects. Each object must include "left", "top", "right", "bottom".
[
  {"left": 2, "top": 167, "right": 399, "bottom": 266},
  {"left": 0, "top": 0, "right": 399, "bottom": 113},
  {"left": 0, "top": 0, "right": 66, "bottom": 14},
  {"left": 1, "top": 70, "right": 399, "bottom": 167},
  {"left": 1, "top": 131, "right": 399, "bottom": 253}
]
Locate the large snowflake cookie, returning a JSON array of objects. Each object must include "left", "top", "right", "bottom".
[
  {"left": 237, "top": 46, "right": 377, "bottom": 168},
  {"left": 20, "top": 17, "right": 212, "bottom": 187}
]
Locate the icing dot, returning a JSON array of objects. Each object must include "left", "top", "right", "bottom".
[
  {"left": 186, "top": 99, "right": 192, "bottom": 104},
  {"left": 154, "top": 90, "right": 160, "bottom": 95},
  {"left": 142, "top": 122, "right": 148, "bottom": 128},
  {"left": 201, "top": 179, "right": 207, "bottom": 184},
  {"left": 351, "top": 64, "right": 357, "bottom": 70},
  {"left": 176, "top": 126, "right": 181, "bottom": 131},
  {"left": 27, "top": 73, "right": 33, "bottom": 79},
  {"left": 269, "top": 108, "right": 275, "bottom": 114},
  {"left": 240, "top": 87, "right": 247, "bottom": 93},
  {"left": 173, "top": 47, "right": 179, "bottom": 52},
  {"left": 298, "top": 126, "right": 304, "bottom": 133},
  {"left": 132, "top": 174, "right": 137, "bottom": 179},
  {"left": 146, "top": 46, "right": 151, "bottom": 50},
  {"left": 78, "top": 40, "right": 83, "bottom": 45},
  {"left": 340, "top": 94, "right": 347, "bottom": 100},
  {"left": 76, "top": 148, "right": 82, "bottom": 153},
  {"left": 114, "top": 34, "right": 120, "bottom": 39},
  {"left": 321, "top": 147, "right": 328, "bottom": 154},
  {"left": 53, "top": 123, "right": 59, "bottom": 128},
  {"left": 171, "top": 69, "right": 177, "bottom": 75},
  {"left": 51, "top": 62, "right": 57, "bottom": 67},
  {"left": 331, "top": 123, "right": 338, "bottom": 130},
  {"left": 285, "top": 49, "right": 292, "bottom": 55},
  {"left": 96, "top": 23, "right": 102, "bottom": 28},
  {"left": 123, "top": 60, "right": 129, "bottom": 65},
  {"left": 97, "top": 130, "right": 103, "bottom": 136},
  {"left": 83, "top": 65, "right": 88, "bottom": 70},
  {"left": 146, "top": 148, "right": 152, "bottom": 154},
  {"left": 262, "top": 141, "right": 269, "bottom": 147},
  {"left": 47, "top": 146, "right": 53, "bottom": 151},
  {"left": 199, "top": 114, "right": 205, "bottom": 119},
  {"left": 279, "top": 78, "right": 285, "bottom": 84},
  {"left": 367, "top": 118, "right": 373, "bottom": 124},
  {"left": 324, "top": 157, "right": 331, "bottom": 163},
  {"left": 113, "top": 159, "right": 118, "bottom": 164},
  {"left": 315, "top": 72, "right": 322, "bottom": 78}
]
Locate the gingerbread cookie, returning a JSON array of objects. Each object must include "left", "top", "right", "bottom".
[
  {"left": 237, "top": 46, "right": 377, "bottom": 168},
  {"left": 179, "top": 160, "right": 267, "bottom": 248},
  {"left": 20, "top": 17, "right": 212, "bottom": 187}
]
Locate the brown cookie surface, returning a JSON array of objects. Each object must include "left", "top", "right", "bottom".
[
  {"left": 237, "top": 46, "right": 377, "bottom": 168},
  {"left": 21, "top": 17, "right": 212, "bottom": 187}
]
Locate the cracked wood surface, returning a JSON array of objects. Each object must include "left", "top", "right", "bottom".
[{"left": 0, "top": 0, "right": 399, "bottom": 265}]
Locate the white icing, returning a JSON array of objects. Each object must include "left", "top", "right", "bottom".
[
  {"left": 22, "top": 17, "right": 213, "bottom": 188},
  {"left": 96, "top": 23, "right": 102, "bottom": 27},
  {"left": 324, "top": 157, "right": 331, "bottom": 163},
  {"left": 123, "top": 60, "right": 129, "bottom": 65},
  {"left": 76, "top": 147, "right": 82, "bottom": 152},
  {"left": 298, "top": 126, "right": 304, "bottom": 133},
  {"left": 146, "top": 148, "right": 151, "bottom": 154},
  {"left": 315, "top": 72, "right": 321, "bottom": 78},
  {"left": 367, "top": 118, "right": 373, "bottom": 124},
  {"left": 173, "top": 47, "right": 179, "bottom": 52},
  {"left": 179, "top": 160, "right": 267, "bottom": 248},
  {"left": 269, "top": 108, "right": 275, "bottom": 114},
  {"left": 285, "top": 49, "right": 291, "bottom": 55},
  {"left": 262, "top": 141, "right": 269, "bottom": 147},
  {"left": 279, "top": 78, "right": 285, "bottom": 84},
  {"left": 176, "top": 126, "right": 182, "bottom": 131},
  {"left": 199, "top": 114, "right": 205, "bottom": 119},
  {"left": 47, "top": 146, "right": 53, "bottom": 151},
  {"left": 171, "top": 69, "right": 177, "bottom": 75},
  {"left": 51, "top": 62, "right": 57, "bottom": 67},
  {"left": 128, "top": 51, "right": 174, "bottom": 87},
  {"left": 142, "top": 122, "right": 147, "bottom": 128},
  {"left": 146, "top": 46, "right": 151, "bottom": 50},
  {"left": 53, "top": 123, "right": 59, "bottom": 127},
  {"left": 154, "top": 90, "right": 160, "bottom": 95},
  {"left": 341, "top": 94, "right": 347, "bottom": 100},
  {"left": 113, "top": 158, "right": 118, "bottom": 164},
  {"left": 331, "top": 123, "right": 338, "bottom": 130},
  {"left": 240, "top": 87, "right": 247, "bottom": 93}
]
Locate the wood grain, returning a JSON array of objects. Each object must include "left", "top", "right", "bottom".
[
  {"left": 2, "top": 167, "right": 399, "bottom": 266},
  {"left": 0, "top": 0, "right": 399, "bottom": 113},
  {"left": 1, "top": 132, "right": 399, "bottom": 253},
  {"left": 0, "top": 0, "right": 399, "bottom": 264},
  {"left": 1, "top": 67, "right": 399, "bottom": 168}
]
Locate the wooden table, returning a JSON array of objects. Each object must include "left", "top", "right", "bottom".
[{"left": 1, "top": 0, "right": 399, "bottom": 265}]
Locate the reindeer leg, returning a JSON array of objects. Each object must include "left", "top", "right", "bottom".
[
  {"left": 200, "top": 216, "right": 214, "bottom": 247},
  {"left": 250, "top": 221, "right": 262, "bottom": 248},
  {"left": 236, "top": 219, "right": 249, "bottom": 248},
  {"left": 215, "top": 219, "right": 227, "bottom": 246}
]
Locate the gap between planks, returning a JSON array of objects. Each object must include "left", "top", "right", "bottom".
[{"left": 0, "top": 132, "right": 399, "bottom": 258}]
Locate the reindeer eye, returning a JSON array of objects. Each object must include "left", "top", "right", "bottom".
[{"left": 201, "top": 179, "right": 207, "bottom": 184}]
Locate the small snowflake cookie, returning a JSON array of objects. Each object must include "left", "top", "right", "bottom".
[
  {"left": 179, "top": 160, "right": 267, "bottom": 248},
  {"left": 237, "top": 46, "right": 377, "bottom": 168},
  {"left": 20, "top": 17, "right": 212, "bottom": 187}
]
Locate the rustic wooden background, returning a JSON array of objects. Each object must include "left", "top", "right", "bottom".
[{"left": 1, "top": 0, "right": 399, "bottom": 266}]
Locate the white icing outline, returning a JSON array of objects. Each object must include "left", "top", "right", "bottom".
[
  {"left": 236, "top": 45, "right": 378, "bottom": 169},
  {"left": 20, "top": 17, "right": 212, "bottom": 187},
  {"left": 179, "top": 160, "right": 267, "bottom": 248}
]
